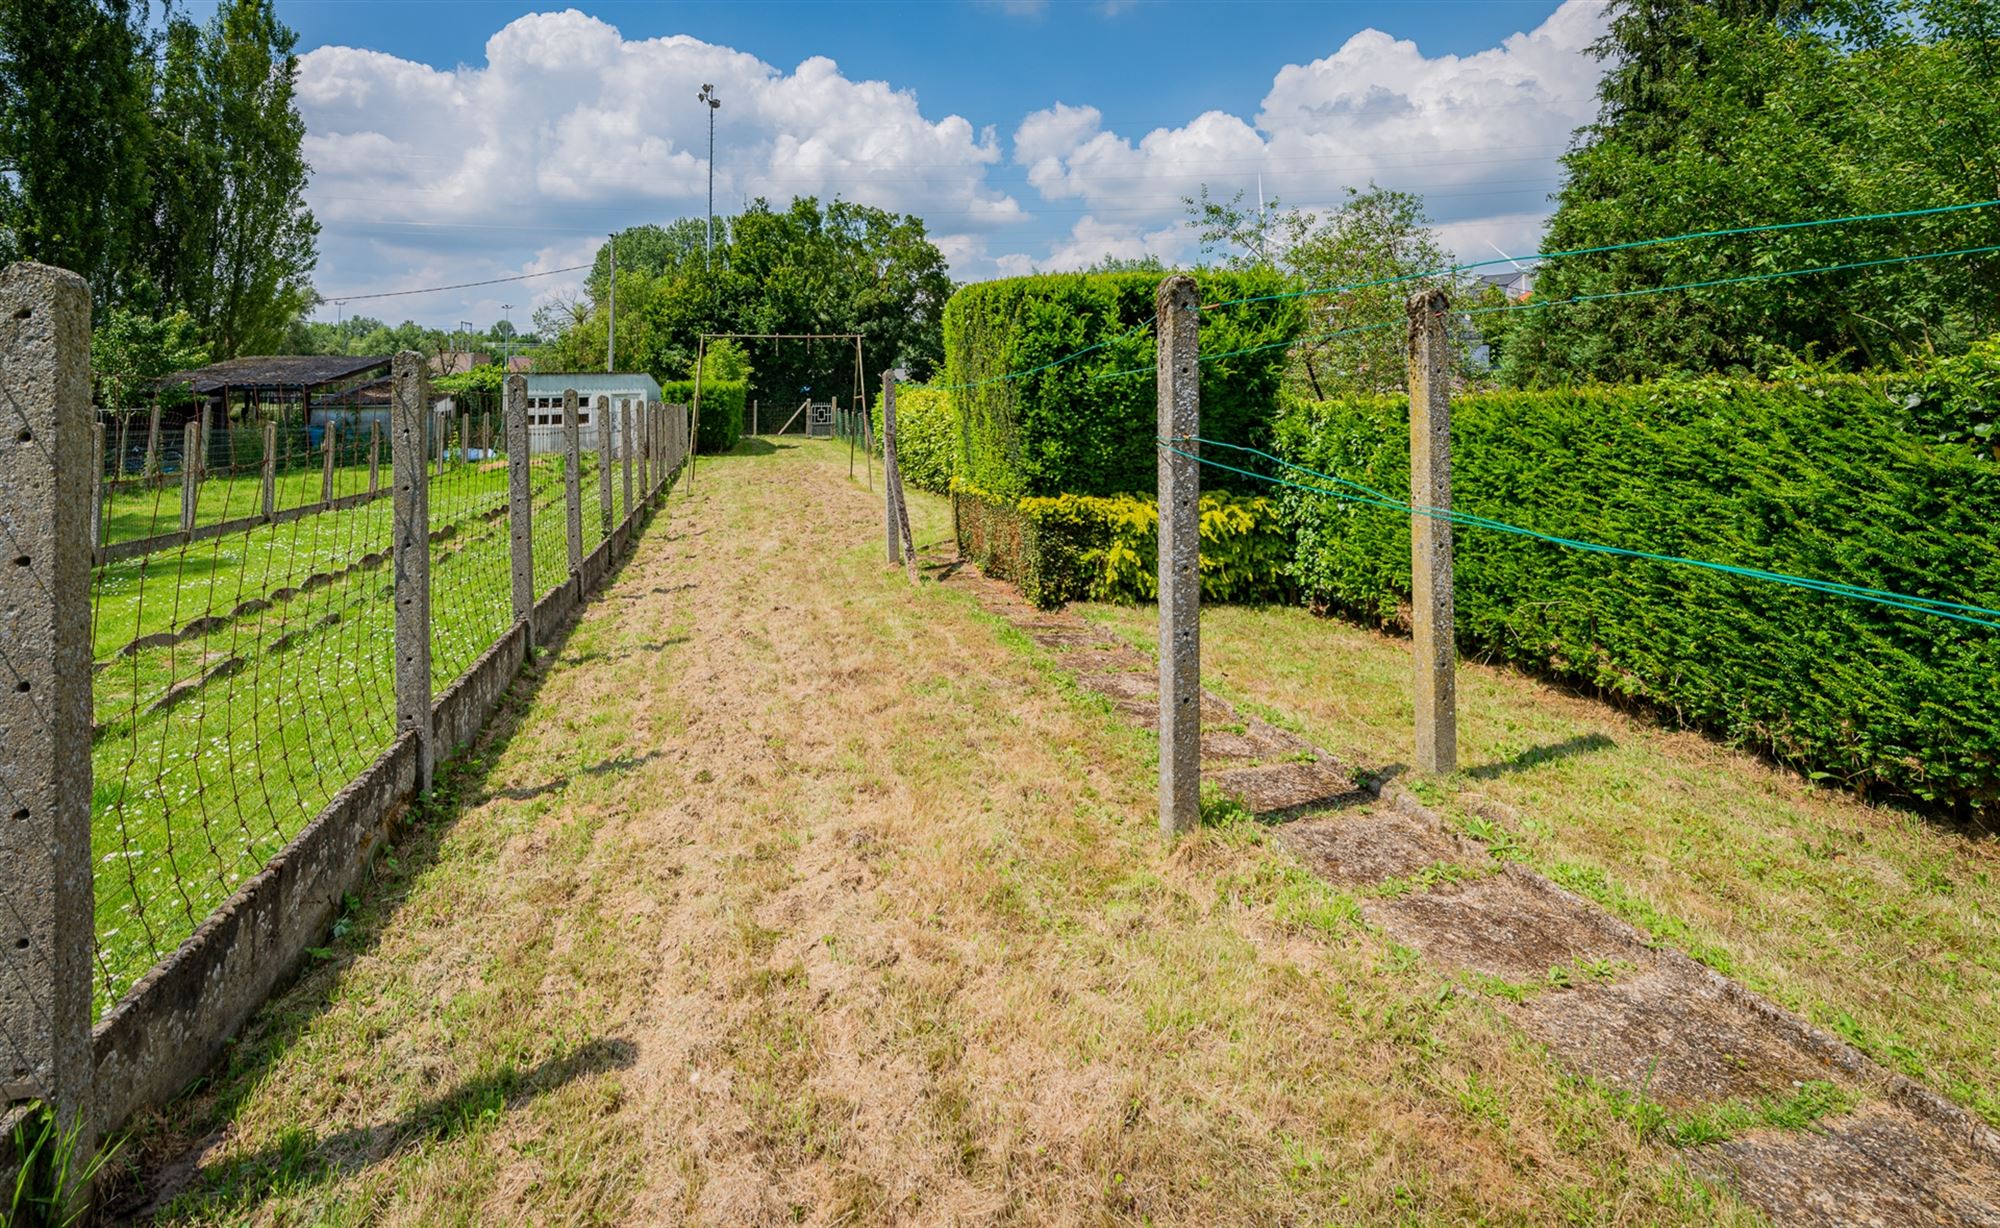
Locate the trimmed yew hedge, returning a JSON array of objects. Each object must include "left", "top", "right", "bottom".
[
  {"left": 663, "top": 379, "right": 746, "bottom": 453},
  {"left": 942, "top": 270, "right": 1304, "bottom": 500},
  {"left": 871, "top": 386, "right": 957, "bottom": 494},
  {"left": 1275, "top": 378, "right": 2000, "bottom": 816},
  {"left": 954, "top": 484, "right": 1290, "bottom": 609}
]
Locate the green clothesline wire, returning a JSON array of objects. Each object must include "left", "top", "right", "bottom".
[
  {"left": 1093, "top": 239, "right": 2000, "bottom": 383},
  {"left": 917, "top": 198, "right": 1999, "bottom": 393},
  {"left": 1166, "top": 437, "right": 2000, "bottom": 632},
  {"left": 1198, "top": 196, "right": 2000, "bottom": 313}
]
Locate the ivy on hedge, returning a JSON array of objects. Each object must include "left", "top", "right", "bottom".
[
  {"left": 1274, "top": 378, "right": 2000, "bottom": 816},
  {"left": 942, "top": 271, "right": 1304, "bottom": 500},
  {"left": 954, "top": 484, "right": 1291, "bottom": 609},
  {"left": 661, "top": 378, "right": 746, "bottom": 453},
  {"left": 870, "top": 386, "right": 956, "bottom": 494}
]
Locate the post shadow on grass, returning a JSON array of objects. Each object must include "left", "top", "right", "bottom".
[
  {"left": 145, "top": 1038, "right": 639, "bottom": 1216},
  {"left": 730, "top": 437, "right": 780, "bottom": 455},
  {"left": 1466, "top": 733, "right": 1617, "bottom": 781},
  {"left": 486, "top": 750, "right": 664, "bottom": 803}
]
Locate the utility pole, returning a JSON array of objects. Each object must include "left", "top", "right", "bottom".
[
  {"left": 697, "top": 83, "right": 722, "bottom": 271},
  {"left": 500, "top": 302, "right": 514, "bottom": 371},
  {"left": 606, "top": 235, "right": 616, "bottom": 373}
]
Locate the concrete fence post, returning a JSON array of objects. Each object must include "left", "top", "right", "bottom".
[
  {"left": 368, "top": 422, "right": 380, "bottom": 495},
  {"left": 89, "top": 422, "right": 104, "bottom": 563},
  {"left": 261, "top": 421, "right": 276, "bottom": 521},
  {"left": 460, "top": 413, "right": 471, "bottom": 470},
  {"left": 0, "top": 262, "right": 98, "bottom": 1181},
  {"left": 1156, "top": 273, "right": 1201, "bottom": 840},
  {"left": 480, "top": 411, "right": 492, "bottom": 462},
  {"left": 144, "top": 395, "right": 162, "bottom": 481},
  {"left": 505, "top": 375, "right": 533, "bottom": 637},
  {"left": 180, "top": 421, "right": 200, "bottom": 534},
  {"left": 563, "top": 388, "right": 583, "bottom": 576},
  {"left": 621, "top": 400, "right": 634, "bottom": 519},
  {"left": 595, "top": 395, "right": 613, "bottom": 537},
  {"left": 1407, "top": 289, "right": 1457, "bottom": 775},
  {"left": 321, "top": 419, "right": 336, "bottom": 507},
  {"left": 882, "top": 372, "right": 900, "bottom": 565},
  {"left": 390, "top": 351, "right": 434, "bottom": 791}
]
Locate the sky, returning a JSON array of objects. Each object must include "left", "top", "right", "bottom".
[{"left": 239, "top": 0, "right": 1614, "bottom": 331}]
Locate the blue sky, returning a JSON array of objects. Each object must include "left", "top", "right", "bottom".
[{"left": 243, "top": 0, "right": 1610, "bottom": 329}]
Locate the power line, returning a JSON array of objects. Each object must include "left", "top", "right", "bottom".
[{"left": 323, "top": 262, "right": 594, "bottom": 304}]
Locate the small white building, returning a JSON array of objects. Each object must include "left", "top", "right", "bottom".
[{"left": 524, "top": 373, "right": 664, "bottom": 456}]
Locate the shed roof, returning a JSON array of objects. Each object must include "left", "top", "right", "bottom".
[
  {"left": 159, "top": 354, "right": 393, "bottom": 394},
  {"left": 525, "top": 372, "right": 664, "bottom": 401}
]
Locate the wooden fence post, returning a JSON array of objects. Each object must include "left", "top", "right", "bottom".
[
  {"left": 1156, "top": 273, "right": 1201, "bottom": 840},
  {"left": 0, "top": 264, "right": 97, "bottom": 1194},
  {"left": 261, "top": 421, "right": 276, "bottom": 521},
  {"left": 321, "top": 420, "right": 336, "bottom": 507},
  {"left": 180, "top": 421, "right": 200, "bottom": 534},
  {"left": 1407, "top": 289, "right": 1457, "bottom": 775},
  {"left": 390, "top": 351, "right": 434, "bottom": 791},
  {"left": 563, "top": 388, "right": 583, "bottom": 576},
  {"left": 505, "top": 375, "right": 533, "bottom": 638}
]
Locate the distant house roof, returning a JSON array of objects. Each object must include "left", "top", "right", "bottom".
[
  {"left": 159, "top": 354, "right": 392, "bottom": 394},
  {"left": 505, "top": 355, "right": 534, "bottom": 373},
  {"left": 525, "top": 372, "right": 664, "bottom": 402},
  {"left": 429, "top": 351, "right": 492, "bottom": 377}
]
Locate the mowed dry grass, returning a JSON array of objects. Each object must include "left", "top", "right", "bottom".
[{"left": 128, "top": 441, "right": 1757, "bottom": 1225}]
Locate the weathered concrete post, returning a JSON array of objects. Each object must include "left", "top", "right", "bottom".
[
  {"left": 479, "top": 412, "right": 492, "bottom": 461},
  {"left": 0, "top": 263, "right": 98, "bottom": 1179},
  {"left": 260, "top": 421, "right": 277, "bottom": 521},
  {"left": 368, "top": 422, "right": 381, "bottom": 495},
  {"left": 321, "top": 420, "right": 336, "bottom": 506},
  {"left": 595, "top": 395, "right": 613, "bottom": 537},
  {"left": 390, "top": 351, "right": 434, "bottom": 791},
  {"left": 459, "top": 413, "right": 471, "bottom": 470},
  {"left": 143, "top": 394, "right": 162, "bottom": 481},
  {"left": 434, "top": 410, "right": 446, "bottom": 477},
  {"left": 505, "top": 375, "right": 533, "bottom": 637},
  {"left": 180, "top": 421, "right": 200, "bottom": 534},
  {"left": 620, "top": 400, "right": 634, "bottom": 519},
  {"left": 563, "top": 388, "right": 583, "bottom": 576},
  {"left": 1156, "top": 273, "right": 1201, "bottom": 840},
  {"left": 882, "top": 371, "right": 900, "bottom": 565},
  {"left": 89, "top": 422, "right": 104, "bottom": 563},
  {"left": 1407, "top": 289, "right": 1457, "bottom": 775}
]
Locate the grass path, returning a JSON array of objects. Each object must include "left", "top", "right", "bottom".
[
  {"left": 1081, "top": 601, "right": 2000, "bottom": 1129},
  {"left": 124, "top": 440, "right": 1757, "bottom": 1225}
]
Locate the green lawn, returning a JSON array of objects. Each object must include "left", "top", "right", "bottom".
[{"left": 88, "top": 450, "right": 661, "bottom": 1012}]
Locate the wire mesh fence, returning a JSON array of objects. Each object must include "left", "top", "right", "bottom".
[{"left": 72, "top": 370, "right": 686, "bottom": 1016}]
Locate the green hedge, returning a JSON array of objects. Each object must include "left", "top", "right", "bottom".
[
  {"left": 870, "top": 386, "right": 957, "bottom": 494},
  {"left": 1275, "top": 379, "right": 2000, "bottom": 816},
  {"left": 942, "top": 271, "right": 1304, "bottom": 500},
  {"left": 955, "top": 485, "right": 1291, "bottom": 610},
  {"left": 662, "top": 379, "right": 745, "bottom": 453}
]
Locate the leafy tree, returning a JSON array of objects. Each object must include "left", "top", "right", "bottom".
[
  {"left": 0, "top": 0, "right": 153, "bottom": 298},
  {"left": 1503, "top": 0, "right": 2000, "bottom": 385},
  {"left": 91, "top": 298, "right": 208, "bottom": 410},
  {"left": 153, "top": 0, "right": 319, "bottom": 357},
  {"left": 1183, "top": 182, "right": 1465, "bottom": 395},
  {"left": 697, "top": 337, "right": 752, "bottom": 383},
  {"left": 547, "top": 197, "right": 954, "bottom": 408},
  {"left": 490, "top": 318, "right": 517, "bottom": 341}
]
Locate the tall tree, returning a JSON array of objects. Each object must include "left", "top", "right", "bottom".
[
  {"left": 0, "top": 0, "right": 153, "bottom": 299},
  {"left": 1502, "top": 0, "right": 2000, "bottom": 385},
  {"left": 161, "top": 0, "right": 319, "bottom": 357}
]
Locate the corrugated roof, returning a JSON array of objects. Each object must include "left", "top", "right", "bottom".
[
  {"left": 525, "top": 372, "right": 664, "bottom": 400},
  {"left": 159, "top": 354, "right": 393, "bottom": 393}
]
